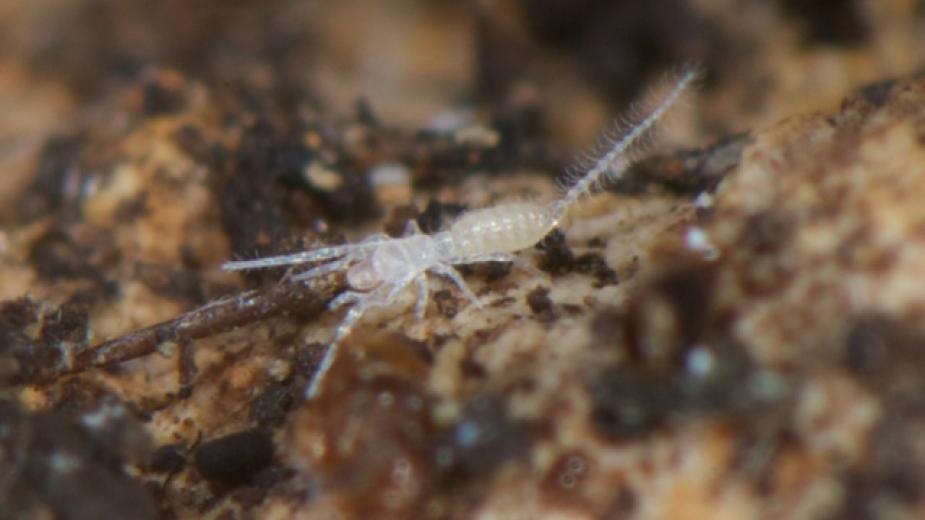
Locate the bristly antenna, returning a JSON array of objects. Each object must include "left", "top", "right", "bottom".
[{"left": 549, "top": 65, "right": 700, "bottom": 225}]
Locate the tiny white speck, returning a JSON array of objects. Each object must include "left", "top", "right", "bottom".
[
  {"left": 453, "top": 125, "right": 500, "bottom": 148},
  {"left": 694, "top": 191, "right": 714, "bottom": 208},
  {"left": 81, "top": 402, "right": 125, "bottom": 430},
  {"left": 156, "top": 341, "right": 178, "bottom": 357},
  {"left": 391, "top": 458, "right": 412, "bottom": 484},
  {"left": 749, "top": 371, "right": 787, "bottom": 401},
  {"left": 303, "top": 161, "right": 343, "bottom": 191},
  {"left": 378, "top": 392, "right": 395, "bottom": 407},
  {"left": 369, "top": 163, "right": 410, "bottom": 188},
  {"left": 49, "top": 452, "right": 82, "bottom": 474},
  {"left": 686, "top": 346, "right": 715, "bottom": 377},
  {"left": 426, "top": 109, "right": 474, "bottom": 133},
  {"left": 685, "top": 227, "right": 719, "bottom": 260},
  {"left": 456, "top": 421, "right": 481, "bottom": 447}
]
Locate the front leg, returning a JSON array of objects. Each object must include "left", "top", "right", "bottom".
[
  {"left": 329, "top": 290, "right": 364, "bottom": 310},
  {"left": 288, "top": 255, "right": 355, "bottom": 283}
]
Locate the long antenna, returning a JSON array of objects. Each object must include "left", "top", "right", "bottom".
[{"left": 549, "top": 66, "right": 699, "bottom": 224}]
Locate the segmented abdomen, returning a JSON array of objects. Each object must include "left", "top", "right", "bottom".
[{"left": 447, "top": 202, "right": 553, "bottom": 258}]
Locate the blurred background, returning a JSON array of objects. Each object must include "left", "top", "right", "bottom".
[{"left": 2, "top": 0, "right": 923, "bottom": 148}]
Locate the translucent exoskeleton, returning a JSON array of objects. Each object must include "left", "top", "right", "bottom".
[{"left": 223, "top": 67, "right": 698, "bottom": 397}]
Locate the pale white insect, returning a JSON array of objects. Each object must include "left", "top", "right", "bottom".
[{"left": 223, "top": 67, "right": 698, "bottom": 397}]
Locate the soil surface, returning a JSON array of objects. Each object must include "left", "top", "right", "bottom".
[{"left": 3, "top": 1, "right": 925, "bottom": 518}]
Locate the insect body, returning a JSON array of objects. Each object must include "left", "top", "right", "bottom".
[
  {"left": 224, "top": 205, "right": 556, "bottom": 396},
  {"left": 223, "top": 67, "right": 698, "bottom": 396},
  {"left": 445, "top": 202, "right": 555, "bottom": 258}
]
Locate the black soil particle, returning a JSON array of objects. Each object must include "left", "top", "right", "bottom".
[
  {"left": 28, "top": 227, "right": 114, "bottom": 287},
  {"left": 17, "top": 136, "right": 87, "bottom": 222},
  {"left": 609, "top": 134, "right": 749, "bottom": 196},
  {"left": 417, "top": 199, "right": 468, "bottom": 234},
  {"left": 434, "top": 289, "right": 460, "bottom": 319},
  {"left": 133, "top": 262, "right": 206, "bottom": 304},
  {"left": 777, "top": 0, "right": 870, "bottom": 46},
  {"left": 250, "top": 384, "right": 295, "bottom": 427},
  {"left": 535, "top": 230, "right": 618, "bottom": 286},
  {"left": 573, "top": 253, "right": 619, "bottom": 287},
  {"left": 0, "top": 297, "right": 91, "bottom": 385},
  {"left": 148, "top": 443, "right": 187, "bottom": 474},
  {"left": 536, "top": 230, "right": 575, "bottom": 275},
  {"left": 137, "top": 69, "right": 189, "bottom": 116},
  {"left": 848, "top": 79, "right": 898, "bottom": 110},
  {"left": 740, "top": 212, "right": 795, "bottom": 254},
  {"left": 194, "top": 429, "right": 276, "bottom": 487},
  {"left": 526, "top": 286, "right": 557, "bottom": 322},
  {"left": 588, "top": 368, "right": 678, "bottom": 438},
  {"left": 214, "top": 118, "right": 317, "bottom": 263}
]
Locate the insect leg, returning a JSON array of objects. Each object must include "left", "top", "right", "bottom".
[
  {"left": 329, "top": 290, "right": 364, "bottom": 310},
  {"left": 329, "top": 278, "right": 412, "bottom": 344},
  {"left": 414, "top": 274, "right": 429, "bottom": 320},
  {"left": 306, "top": 295, "right": 370, "bottom": 398},
  {"left": 512, "top": 256, "right": 544, "bottom": 277},
  {"left": 362, "top": 232, "right": 391, "bottom": 243},
  {"left": 403, "top": 219, "right": 423, "bottom": 236},
  {"left": 287, "top": 255, "right": 355, "bottom": 283},
  {"left": 452, "top": 252, "right": 515, "bottom": 263},
  {"left": 433, "top": 264, "right": 482, "bottom": 309},
  {"left": 459, "top": 252, "right": 544, "bottom": 277},
  {"left": 306, "top": 340, "right": 339, "bottom": 398},
  {"left": 222, "top": 240, "right": 384, "bottom": 271},
  {"left": 306, "top": 290, "right": 367, "bottom": 397},
  {"left": 308, "top": 277, "right": 416, "bottom": 397},
  {"left": 460, "top": 252, "right": 545, "bottom": 277}
]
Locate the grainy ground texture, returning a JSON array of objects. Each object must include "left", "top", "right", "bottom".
[{"left": 3, "top": 1, "right": 925, "bottom": 519}]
